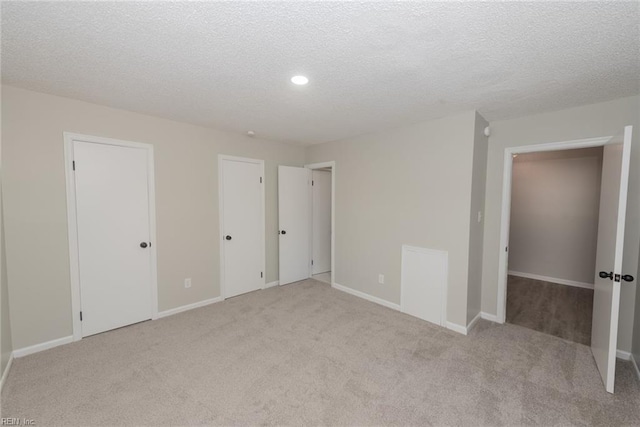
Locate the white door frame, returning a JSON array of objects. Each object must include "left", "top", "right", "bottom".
[
  {"left": 218, "top": 155, "right": 266, "bottom": 299},
  {"left": 64, "top": 132, "right": 159, "bottom": 342},
  {"left": 496, "top": 135, "right": 614, "bottom": 323},
  {"left": 305, "top": 161, "right": 336, "bottom": 286}
]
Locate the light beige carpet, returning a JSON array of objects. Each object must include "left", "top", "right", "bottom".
[{"left": 1, "top": 279, "right": 639, "bottom": 426}]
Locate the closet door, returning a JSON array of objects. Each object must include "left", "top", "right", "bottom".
[
  {"left": 591, "top": 125, "right": 633, "bottom": 393},
  {"left": 220, "top": 156, "right": 265, "bottom": 298},
  {"left": 74, "top": 141, "right": 153, "bottom": 337}
]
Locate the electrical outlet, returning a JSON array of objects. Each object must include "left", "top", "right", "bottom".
[
  {"left": 184, "top": 278, "right": 192, "bottom": 289},
  {"left": 378, "top": 274, "right": 384, "bottom": 284},
  {"left": 477, "top": 211, "right": 483, "bottom": 223}
]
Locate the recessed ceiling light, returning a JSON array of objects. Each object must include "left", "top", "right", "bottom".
[{"left": 291, "top": 75, "right": 309, "bottom": 85}]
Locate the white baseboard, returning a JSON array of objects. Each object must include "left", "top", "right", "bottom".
[
  {"left": 332, "top": 283, "right": 400, "bottom": 311},
  {"left": 616, "top": 349, "right": 631, "bottom": 361},
  {"left": 466, "top": 312, "right": 482, "bottom": 333},
  {"left": 0, "top": 352, "right": 14, "bottom": 392},
  {"left": 631, "top": 354, "right": 640, "bottom": 381},
  {"left": 446, "top": 322, "right": 468, "bottom": 335},
  {"left": 264, "top": 281, "right": 279, "bottom": 289},
  {"left": 446, "top": 315, "right": 483, "bottom": 336},
  {"left": 480, "top": 312, "right": 501, "bottom": 323},
  {"left": 157, "top": 296, "right": 223, "bottom": 319},
  {"left": 447, "top": 311, "right": 496, "bottom": 336},
  {"left": 12, "top": 297, "right": 224, "bottom": 359},
  {"left": 13, "top": 335, "right": 73, "bottom": 358},
  {"left": 332, "top": 282, "right": 476, "bottom": 336},
  {"left": 508, "top": 271, "right": 594, "bottom": 290}
]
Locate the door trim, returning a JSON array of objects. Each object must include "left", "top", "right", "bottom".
[
  {"left": 64, "top": 132, "right": 159, "bottom": 342},
  {"left": 305, "top": 161, "right": 336, "bottom": 286},
  {"left": 218, "top": 155, "right": 266, "bottom": 299},
  {"left": 496, "top": 135, "right": 614, "bottom": 324}
]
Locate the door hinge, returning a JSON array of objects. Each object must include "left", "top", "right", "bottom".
[
  {"left": 311, "top": 260, "right": 314, "bottom": 265},
  {"left": 260, "top": 272, "right": 263, "bottom": 278},
  {"left": 312, "top": 180, "right": 314, "bottom": 186},
  {"left": 72, "top": 160, "right": 76, "bottom": 171},
  {"left": 505, "top": 246, "right": 508, "bottom": 252},
  {"left": 260, "top": 177, "right": 263, "bottom": 183},
  {"left": 80, "top": 311, "right": 83, "bottom": 321}
]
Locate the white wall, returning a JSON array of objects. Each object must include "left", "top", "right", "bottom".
[
  {"left": 1, "top": 85, "right": 305, "bottom": 350},
  {"left": 1, "top": 195, "right": 13, "bottom": 377},
  {"left": 482, "top": 95, "right": 640, "bottom": 352},
  {"left": 1, "top": 105, "right": 13, "bottom": 377},
  {"left": 4, "top": 85, "right": 638, "bottom": 353},
  {"left": 305, "top": 111, "right": 484, "bottom": 329},
  {"left": 467, "top": 112, "right": 489, "bottom": 324},
  {"left": 509, "top": 148, "right": 603, "bottom": 285}
]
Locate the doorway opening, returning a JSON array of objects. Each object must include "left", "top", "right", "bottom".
[
  {"left": 306, "top": 162, "right": 335, "bottom": 286},
  {"left": 496, "top": 127, "right": 633, "bottom": 393},
  {"left": 505, "top": 147, "right": 603, "bottom": 345},
  {"left": 277, "top": 162, "right": 335, "bottom": 286},
  {"left": 309, "top": 167, "right": 332, "bottom": 284}
]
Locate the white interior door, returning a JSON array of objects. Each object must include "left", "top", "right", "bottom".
[
  {"left": 591, "top": 125, "right": 633, "bottom": 393},
  {"left": 220, "top": 157, "right": 264, "bottom": 298},
  {"left": 278, "top": 166, "right": 310, "bottom": 285},
  {"left": 74, "top": 141, "right": 153, "bottom": 337},
  {"left": 312, "top": 170, "right": 332, "bottom": 275}
]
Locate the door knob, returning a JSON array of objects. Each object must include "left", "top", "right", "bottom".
[
  {"left": 280, "top": 230, "right": 287, "bottom": 235},
  {"left": 225, "top": 235, "right": 232, "bottom": 241},
  {"left": 140, "top": 242, "right": 148, "bottom": 248},
  {"left": 599, "top": 271, "right": 613, "bottom": 280},
  {"left": 599, "top": 271, "right": 635, "bottom": 282}
]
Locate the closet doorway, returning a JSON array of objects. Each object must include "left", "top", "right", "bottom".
[
  {"left": 277, "top": 162, "right": 335, "bottom": 287},
  {"left": 496, "top": 126, "right": 634, "bottom": 393},
  {"left": 506, "top": 147, "right": 603, "bottom": 345},
  {"left": 309, "top": 164, "right": 333, "bottom": 285}
]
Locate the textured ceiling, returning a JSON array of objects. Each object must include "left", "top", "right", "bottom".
[{"left": 2, "top": 1, "right": 639, "bottom": 145}]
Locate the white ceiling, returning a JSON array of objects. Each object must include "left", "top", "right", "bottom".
[{"left": 2, "top": 2, "right": 639, "bottom": 145}]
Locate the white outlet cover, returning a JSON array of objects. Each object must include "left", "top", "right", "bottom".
[
  {"left": 184, "top": 278, "right": 192, "bottom": 288},
  {"left": 378, "top": 274, "right": 384, "bottom": 284}
]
